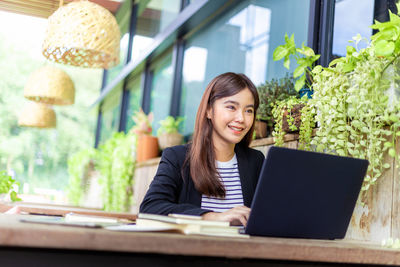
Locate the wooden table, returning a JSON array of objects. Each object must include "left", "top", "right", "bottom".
[{"left": 1, "top": 214, "right": 400, "bottom": 267}]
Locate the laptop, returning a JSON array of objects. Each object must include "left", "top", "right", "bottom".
[{"left": 244, "top": 146, "right": 369, "bottom": 239}]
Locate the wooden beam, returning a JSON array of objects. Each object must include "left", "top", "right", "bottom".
[{"left": 0, "top": 0, "right": 122, "bottom": 19}]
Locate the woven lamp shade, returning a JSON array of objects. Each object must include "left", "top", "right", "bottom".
[
  {"left": 24, "top": 66, "right": 75, "bottom": 105},
  {"left": 18, "top": 102, "right": 56, "bottom": 128},
  {"left": 42, "top": 0, "right": 120, "bottom": 69}
]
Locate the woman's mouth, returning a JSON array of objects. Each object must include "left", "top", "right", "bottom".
[{"left": 228, "top": 125, "right": 244, "bottom": 134}]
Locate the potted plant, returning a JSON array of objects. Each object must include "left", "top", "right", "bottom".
[
  {"left": 130, "top": 109, "right": 159, "bottom": 162},
  {"left": 256, "top": 74, "right": 297, "bottom": 138},
  {"left": 0, "top": 171, "right": 21, "bottom": 202},
  {"left": 157, "top": 116, "right": 184, "bottom": 150}
]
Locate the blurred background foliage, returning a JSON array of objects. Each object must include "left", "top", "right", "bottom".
[{"left": 0, "top": 11, "right": 102, "bottom": 199}]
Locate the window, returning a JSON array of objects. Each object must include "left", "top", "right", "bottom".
[
  {"left": 99, "top": 85, "right": 122, "bottom": 144},
  {"left": 132, "top": 0, "right": 181, "bottom": 62},
  {"left": 106, "top": 3, "right": 132, "bottom": 84},
  {"left": 125, "top": 75, "right": 143, "bottom": 131},
  {"left": 180, "top": 0, "right": 310, "bottom": 136},
  {"left": 332, "top": 0, "right": 375, "bottom": 59},
  {"left": 149, "top": 51, "right": 174, "bottom": 135}
]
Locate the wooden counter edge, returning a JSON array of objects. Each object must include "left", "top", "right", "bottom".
[{"left": 1, "top": 215, "right": 399, "bottom": 266}]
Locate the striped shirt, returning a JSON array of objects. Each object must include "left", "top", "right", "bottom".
[{"left": 201, "top": 154, "right": 244, "bottom": 212}]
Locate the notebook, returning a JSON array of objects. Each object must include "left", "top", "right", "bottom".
[{"left": 244, "top": 146, "right": 368, "bottom": 239}]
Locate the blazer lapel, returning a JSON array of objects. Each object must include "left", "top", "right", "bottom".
[{"left": 235, "top": 146, "right": 251, "bottom": 207}]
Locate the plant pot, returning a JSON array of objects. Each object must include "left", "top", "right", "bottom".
[
  {"left": 282, "top": 104, "right": 304, "bottom": 132},
  {"left": 136, "top": 135, "right": 159, "bottom": 162},
  {"left": 158, "top": 132, "right": 183, "bottom": 150},
  {"left": 254, "top": 120, "right": 268, "bottom": 139}
]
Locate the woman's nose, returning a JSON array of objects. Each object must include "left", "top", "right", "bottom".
[{"left": 235, "top": 111, "right": 244, "bottom": 122}]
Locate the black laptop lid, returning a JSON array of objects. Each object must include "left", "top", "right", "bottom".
[{"left": 245, "top": 146, "right": 368, "bottom": 239}]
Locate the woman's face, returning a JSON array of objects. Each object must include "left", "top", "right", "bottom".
[{"left": 207, "top": 88, "right": 255, "bottom": 147}]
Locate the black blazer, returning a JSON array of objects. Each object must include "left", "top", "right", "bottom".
[{"left": 139, "top": 144, "right": 265, "bottom": 216}]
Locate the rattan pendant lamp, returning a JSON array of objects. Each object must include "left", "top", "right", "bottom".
[
  {"left": 24, "top": 65, "right": 75, "bottom": 105},
  {"left": 42, "top": 0, "right": 121, "bottom": 69},
  {"left": 18, "top": 101, "right": 56, "bottom": 128}
]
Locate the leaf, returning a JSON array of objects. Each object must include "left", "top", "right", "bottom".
[
  {"left": 329, "top": 58, "right": 343, "bottom": 67},
  {"left": 383, "top": 163, "right": 391, "bottom": 169},
  {"left": 273, "top": 45, "right": 288, "bottom": 61},
  {"left": 293, "top": 65, "right": 305, "bottom": 78},
  {"left": 312, "top": 65, "right": 322, "bottom": 74},
  {"left": 283, "top": 56, "right": 290, "bottom": 69},
  {"left": 389, "top": 148, "right": 396, "bottom": 157},
  {"left": 340, "top": 62, "right": 355, "bottom": 73},
  {"left": 389, "top": 114, "right": 399, "bottom": 122},
  {"left": 346, "top": 45, "right": 357, "bottom": 55},
  {"left": 294, "top": 75, "right": 306, "bottom": 92},
  {"left": 298, "top": 45, "right": 315, "bottom": 57},
  {"left": 374, "top": 40, "right": 395, "bottom": 56}
]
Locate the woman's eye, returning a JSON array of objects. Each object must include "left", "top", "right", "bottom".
[
  {"left": 246, "top": 109, "right": 254, "bottom": 114},
  {"left": 226, "top": 105, "right": 235, "bottom": 110}
]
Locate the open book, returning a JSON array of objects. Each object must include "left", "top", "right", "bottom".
[{"left": 106, "top": 213, "right": 248, "bottom": 238}]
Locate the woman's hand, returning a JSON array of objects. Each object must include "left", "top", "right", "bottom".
[{"left": 202, "top": 206, "right": 251, "bottom": 226}]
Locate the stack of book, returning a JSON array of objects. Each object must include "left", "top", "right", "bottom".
[{"left": 134, "top": 213, "right": 248, "bottom": 238}]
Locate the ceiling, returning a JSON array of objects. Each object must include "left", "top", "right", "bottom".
[{"left": 0, "top": 0, "right": 124, "bottom": 18}]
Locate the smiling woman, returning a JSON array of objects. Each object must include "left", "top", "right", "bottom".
[{"left": 140, "top": 72, "right": 265, "bottom": 227}]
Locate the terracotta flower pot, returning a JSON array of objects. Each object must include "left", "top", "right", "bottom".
[
  {"left": 158, "top": 132, "right": 183, "bottom": 150},
  {"left": 136, "top": 135, "right": 159, "bottom": 162},
  {"left": 254, "top": 120, "right": 268, "bottom": 139}
]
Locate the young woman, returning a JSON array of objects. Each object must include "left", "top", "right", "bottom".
[{"left": 139, "top": 72, "right": 265, "bottom": 226}]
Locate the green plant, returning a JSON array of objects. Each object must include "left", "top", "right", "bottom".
[
  {"left": 256, "top": 74, "right": 297, "bottom": 132},
  {"left": 96, "top": 131, "right": 137, "bottom": 212},
  {"left": 0, "top": 171, "right": 20, "bottom": 202},
  {"left": 131, "top": 108, "right": 153, "bottom": 135},
  {"left": 67, "top": 148, "right": 97, "bottom": 206},
  {"left": 271, "top": 96, "right": 315, "bottom": 150},
  {"left": 273, "top": 34, "right": 320, "bottom": 91},
  {"left": 309, "top": 4, "right": 400, "bottom": 194},
  {"left": 157, "top": 116, "right": 184, "bottom": 136}
]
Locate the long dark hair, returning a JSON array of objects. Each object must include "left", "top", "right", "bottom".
[{"left": 186, "top": 72, "right": 259, "bottom": 197}]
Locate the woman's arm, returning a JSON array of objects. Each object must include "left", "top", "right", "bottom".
[{"left": 139, "top": 146, "right": 211, "bottom": 216}]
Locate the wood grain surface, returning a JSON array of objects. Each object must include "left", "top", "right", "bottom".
[{"left": 0, "top": 214, "right": 400, "bottom": 266}]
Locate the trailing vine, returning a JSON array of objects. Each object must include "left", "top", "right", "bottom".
[
  {"left": 272, "top": 96, "right": 315, "bottom": 150},
  {"left": 67, "top": 148, "right": 96, "bottom": 206},
  {"left": 96, "top": 131, "right": 137, "bottom": 212},
  {"left": 272, "top": 4, "right": 400, "bottom": 199}
]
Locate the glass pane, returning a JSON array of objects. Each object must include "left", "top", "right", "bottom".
[
  {"left": 132, "top": 0, "right": 181, "bottom": 62},
  {"left": 107, "top": 32, "right": 130, "bottom": 84},
  {"left": 332, "top": 0, "right": 374, "bottom": 59},
  {"left": 99, "top": 87, "right": 122, "bottom": 144},
  {"left": 150, "top": 53, "right": 174, "bottom": 135},
  {"left": 180, "top": 0, "right": 310, "bottom": 136},
  {"left": 125, "top": 75, "right": 143, "bottom": 131}
]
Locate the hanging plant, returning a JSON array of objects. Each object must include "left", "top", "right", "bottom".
[
  {"left": 96, "top": 131, "right": 137, "bottom": 212},
  {"left": 67, "top": 148, "right": 97, "bottom": 206},
  {"left": 310, "top": 10, "right": 400, "bottom": 194},
  {"left": 272, "top": 96, "right": 315, "bottom": 150},
  {"left": 272, "top": 4, "right": 400, "bottom": 197}
]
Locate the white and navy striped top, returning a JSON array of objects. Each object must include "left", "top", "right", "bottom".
[{"left": 201, "top": 154, "right": 244, "bottom": 212}]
